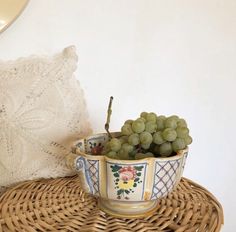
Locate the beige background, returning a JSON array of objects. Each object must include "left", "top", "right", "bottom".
[{"left": 0, "top": 1, "right": 235, "bottom": 231}]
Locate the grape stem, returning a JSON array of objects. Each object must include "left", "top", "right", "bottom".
[{"left": 105, "top": 96, "right": 113, "bottom": 139}]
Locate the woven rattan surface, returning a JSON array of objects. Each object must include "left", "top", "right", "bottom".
[{"left": 0, "top": 176, "right": 223, "bottom": 232}]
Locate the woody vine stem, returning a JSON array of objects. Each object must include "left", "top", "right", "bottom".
[{"left": 105, "top": 96, "right": 113, "bottom": 139}]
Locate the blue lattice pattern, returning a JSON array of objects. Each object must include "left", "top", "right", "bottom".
[
  {"left": 151, "top": 159, "right": 181, "bottom": 199},
  {"left": 87, "top": 160, "right": 99, "bottom": 195}
]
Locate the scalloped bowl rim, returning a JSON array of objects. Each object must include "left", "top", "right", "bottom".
[{"left": 75, "top": 132, "right": 188, "bottom": 162}]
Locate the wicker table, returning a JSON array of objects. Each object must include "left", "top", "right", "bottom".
[{"left": 0, "top": 176, "right": 223, "bottom": 232}]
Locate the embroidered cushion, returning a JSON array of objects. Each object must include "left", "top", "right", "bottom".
[{"left": 0, "top": 46, "right": 92, "bottom": 189}]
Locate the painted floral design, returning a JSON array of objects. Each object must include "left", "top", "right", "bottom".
[
  {"left": 111, "top": 164, "right": 143, "bottom": 200},
  {"left": 119, "top": 166, "right": 137, "bottom": 181},
  {"left": 88, "top": 140, "right": 104, "bottom": 155}
]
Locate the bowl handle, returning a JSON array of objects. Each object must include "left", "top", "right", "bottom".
[{"left": 65, "top": 153, "right": 91, "bottom": 193}]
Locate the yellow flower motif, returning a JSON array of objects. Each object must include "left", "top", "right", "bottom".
[{"left": 118, "top": 180, "right": 134, "bottom": 190}]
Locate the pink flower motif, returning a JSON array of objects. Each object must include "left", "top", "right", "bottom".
[{"left": 119, "top": 166, "right": 137, "bottom": 181}]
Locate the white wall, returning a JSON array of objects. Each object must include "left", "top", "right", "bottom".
[{"left": 0, "top": 0, "right": 235, "bottom": 230}]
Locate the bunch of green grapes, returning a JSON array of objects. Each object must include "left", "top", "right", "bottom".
[{"left": 102, "top": 112, "right": 192, "bottom": 160}]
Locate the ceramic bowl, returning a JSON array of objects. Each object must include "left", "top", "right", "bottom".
[{"left": 66, "top": 132, "right": 188, "bottom": 218}]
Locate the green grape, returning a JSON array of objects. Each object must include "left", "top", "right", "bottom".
[
  {"left": 149, "top": 142, "right": 156, "bottom": 151},
  {"left": 139, "top": 131, "right": 153, "bottom": 145},
  {"left": 137, "top": 117, "right": 146, "bottom": 123},
  {"left": 184, "top": 135, "right": 192, "bottom": 145},
  {"left": 158, "top": 115, "right": 166, "bottom": 120},
  {"left": 141, "top": 143, "right": 151, "bottom": 149},
  {"left": 153, "top": 145, "right": 160, "bottom": 155},
  {"left": 172, "top": 138, "right": 186, "bottom": 152},
  {"left": 118, "top": 149, "right": 130, "bottom": 160},
  {"left": 132, "top": 120, "right": 145, "bottom": 133},
  {"left": 102, "top": 112, "right": 191, "bottom": 160},
  {"left": 176, "top": 127, "right": 189, "bottom": 138},
  {"left": 145, "top": 152, "right": 154, "bottom": 158},
  {"left": 104, "top": 142, "right": 111, "bottom": 150},
  {"left": 124, "top": 119, "right": 133, "bottom": 125},
  {"left": 145, "top": 121, "right": 157, "bottom": 133},
  {"left": 162, "top": 128, "right": 177, "bottom": 142},
  {"left": 164, "top": 117, "right": 178, "bottom": 129},
  {"left": 135, "top": 153, "right": 147, "bottom": 160},
  {"left": 102, "top": 147, "right": 110, "bottom": 155},
  {"left": 121, "top": 124, "right": 133, "bottom": 135},
  {"left": 159, "top": 142, "right": 172, "bottom": 156},
  {"left": 156, "top": 117, "right": 165, "bottom": 131},
  {"left": 169, "top": 115, "right": 179, "bottom": 121},
  {"left": 140, "top": 112, "right": 148, "bottom": 119},
  {"left": 146, "top": 143, "right": 156, "bottom": 154},
  {"left": 106, "top": 151, "right": 119, "bottom": 159},
  {"left": 128, "top": 133, "right": 140, "bottom": 146},
  {"left": 146, "top": 112, "right": 157, "bottom": 122},
  {"left": 129, "top": 150, "right": 137, "bottom": 159},
  {"left": 109, "top": 138, "right": 121, "bottom": 152},
  {"left": 101, "top": 142, "right": 111, "bottom": 155},
  {"left": 122, "top": 143, "right": 134, "bottom": 153},
  {"left": 177, "top": 118, "right": 187, "bottom": 127},
  {"left": 153, "top": 131, "right": 165, "bottom": 145},
  {"left": 119, "top": 136, "right": 128, "bottom": 144}
]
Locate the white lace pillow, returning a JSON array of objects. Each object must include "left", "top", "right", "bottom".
[{"left": 0, "top": 46, "right": 92, "bottom": 189}]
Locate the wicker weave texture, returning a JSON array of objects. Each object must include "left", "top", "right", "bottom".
[{"left": 0, "top": 176, "right": 223, "bottom": 232}]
